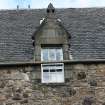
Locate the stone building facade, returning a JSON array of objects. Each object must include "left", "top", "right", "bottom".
[{"left": 0, "top": 3, "right": 105, "bottom": 105}]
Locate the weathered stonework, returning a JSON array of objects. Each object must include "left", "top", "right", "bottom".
[{"left": 0, "top": 63, "right": 105, "bottom": 105}]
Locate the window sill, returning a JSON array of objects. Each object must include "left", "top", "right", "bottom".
[{"left": 41, "top": 83, "right": 67, "bottom": 87}]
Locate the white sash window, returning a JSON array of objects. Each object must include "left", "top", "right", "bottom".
[{"left": 41, "top": 63, "right": 64, "bottom": 83}]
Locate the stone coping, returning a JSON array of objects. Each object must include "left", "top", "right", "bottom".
[{"left": 1, "top": 59, "right": 105, "bottom": 66}]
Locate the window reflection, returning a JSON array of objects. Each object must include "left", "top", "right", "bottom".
[
  {"left": 56, "top": 49, "right": 63, "bottom": 61},
  {"left": 41, "top": 48, "right": 63, "bottom": 61},
  {"left": 49, "top": 49, "right": 56, "bottom": 61},
  {"left": 42, "top": 49, "right": 48, "bottom": 61}
]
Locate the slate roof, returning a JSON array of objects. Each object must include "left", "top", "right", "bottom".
[{"left": 0, "top": 8, "right": 105, "bottom": 62}]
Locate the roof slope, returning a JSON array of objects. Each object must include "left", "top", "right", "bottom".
[{"left": 0, "top": 8, "right": 105, "bottom": 62}]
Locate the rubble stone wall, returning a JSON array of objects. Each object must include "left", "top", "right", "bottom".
[{"left": 0, "top": 63, "right": 105, "bottom": 105}]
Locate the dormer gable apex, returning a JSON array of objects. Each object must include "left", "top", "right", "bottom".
[{"left": 47, "top": 3, "right": 55, "bottom": 14}]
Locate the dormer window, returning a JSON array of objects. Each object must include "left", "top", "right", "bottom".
[
  {"left": 41, "top": 47, "right": 63, "bottom": 62},
  {"left": 33, "top": 4, "right": 70, "bottom": 83}
]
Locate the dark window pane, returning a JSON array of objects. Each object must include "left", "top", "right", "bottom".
[
  {"left": 50, "top": 69, "right": 55, "bottom": 72},
  {"left": 43, "top": 69, "right": 49, "bottom": 72},
  {"left": 56, "top": 64, "right": 63, "bottom": 66},
  {"left": 56, "top": 69, "right": 62, "bottom": 72}
]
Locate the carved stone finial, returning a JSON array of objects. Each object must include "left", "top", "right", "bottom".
[{"left": 47, "top": 3, "right": 55, "bottom": 13}]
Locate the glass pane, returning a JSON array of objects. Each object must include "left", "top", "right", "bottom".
[
  {"left": 56, "top": 49, "right": 63, "bottom": 61},
  {"left": 42, "top": 49, "right": 48, "bottom": 61},
  {"left": 50, "top": 69, "right": 55, "bottom": 72},
  {"left": 56, "top": 69, "right": 62, "bottom": 72},
  {"left": 49, "top": 49, "right": 56, "bottom": 61},
  {"left": 43, "top": 70, "right": 49, "bottom": 83},
  {"left": 50, "top": 69, "right": 56, "bottom": 82},
  {"left": 56, "top": 72, "right": 64, "bottom": 83},
  {"left": 43, "top": 69, "right": 49, "bottom": 72}
]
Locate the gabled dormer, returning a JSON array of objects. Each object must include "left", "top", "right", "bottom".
[
  {"left": 32, "top": 3, "right": 70, "bottom": 62},
  {"left": 32, "top": 3, "right": 70, "bottom": 83}
]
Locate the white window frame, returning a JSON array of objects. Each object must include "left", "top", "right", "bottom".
[
  {"left": 41, "top": 63, "right": 64, "bottom": 83},
  {"left": 41, "top": 48, "right": 63, "bottom": 62}
]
